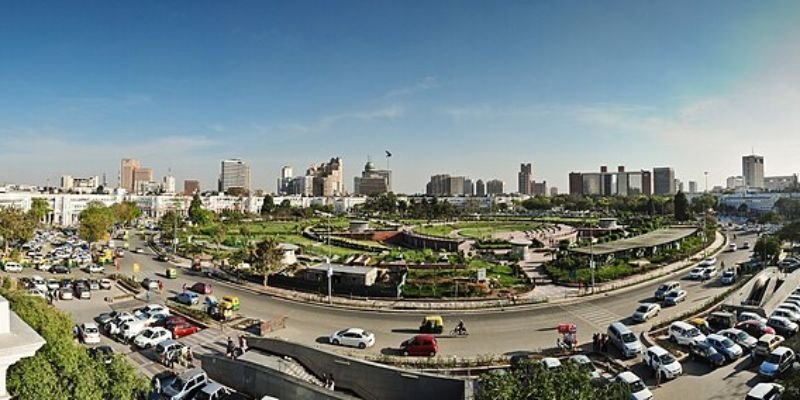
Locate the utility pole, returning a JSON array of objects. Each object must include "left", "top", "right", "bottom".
[
  {"left": 703, "top": 171, "right": 709, "bottom": 258},
  {"left": 590, "top": 233, "right": 595, "bottom": 294}
]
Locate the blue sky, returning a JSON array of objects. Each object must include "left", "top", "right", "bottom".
[{"left": 1, "top": 1, "right": 800, "bottom": 193}]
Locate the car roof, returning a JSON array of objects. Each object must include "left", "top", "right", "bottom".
[
  {"left": 414, "top": 334, "right": 435, "bottom": 340},
  {"left": 176, "top": 368, "right": 206, "bottom": 380},
  {"left": 671, "top": 321, "right": 694, "bottom": 329},
  {"left": 772, "top": 346, "right": 792, "bottom": 356},
  {"left": 616, "top": 371, "right": 639, "bottom": 383},
  {"left": 343, "top": 328, "right": 366, "bottom": 334},
  {"left": 200, "top": 382, "right": 225, "bottom": 393},
  {"left": 749, "top": 383, "right": 782, "bottom": 397},
  {"left": 541, "top": 357, "right": 561, "bottom": 366},
  {"left": 569, "top": 354, "right": 590, "bottom": 363},
  {"left": 83, "top": 322, "right": 98, "bottom": 328}
]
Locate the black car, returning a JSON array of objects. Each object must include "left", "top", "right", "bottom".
[
  {"left": 689, "top": 342, "right": 725, "bottom": 367},
  {"left": 89, "top": 345, "right": 114, "bottom": 365},
  {"left": 96, "top": 311, "right": 121, "bottom": 326},
  {"left": 52, "top": 265, "right": 70, "bottom": 274}
]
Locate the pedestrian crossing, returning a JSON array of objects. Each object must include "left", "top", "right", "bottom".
[
  {"left": 177, "top": 326, "right": 228, "bottom": 356},
  {"left": 560, "top": 302, "right": 624, "bottom": 330}
]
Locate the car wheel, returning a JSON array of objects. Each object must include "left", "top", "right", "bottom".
[
  {"left": 429, "top": 351, "right": 436, "bottom": 357},
  {"left": 358, "top": 342, "right": 366, "bottom": 349},
  {"left": 403, "top": 350, "right": 409, "bottom": 356},
  {"left": 331, "top": 339, "right": 339, "bottom": 346}
]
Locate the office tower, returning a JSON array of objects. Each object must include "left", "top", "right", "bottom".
[
  {"left": 486, "top": 179, "right": 504, "bottom": 195},
  {"left": 219, "top": 159, "right": 251, "bottom": 194},
  {"left": 764, "top": 175, "right": 799, "bottom": 192},
  {"left": 653, "top": 167, "right": 676, "bottom": 195},
  {"left": 475, "top": 179, "right": 486, "bottom": 197},
  {"left": 550, "top": 187, "right": 558, "bottom": 196},
  {"left": 60, "top": 175, "right": 73, "bottom": 191},
  {"left": 306, "top": 157, "right": 344, "bottom": 196},
  {"left": 183, "top": 180, "right": 200, "bottom": 195},
  {"left": 291, "top": 176, "right": 315, "bottom": 196},
  {"left": 354, "top": 159, "right": 392, "bottom": 196},
  {"left": 532, "top": 181, "right": 547, "bottom": 196},
  {"left": 726, "top": 176, "right": 745, "bottom": 190},
  {"left": 742, "top": 154, "right": 765, "bottom": 189},
  {"left": 133, "top": 168, "right": 154, "bottom": 194},
  {"left": 688, "top": 181, "right": 697, "bottom": 194},
  {"left": 464, "top": 179, "right": 474, "bottom": 196},
  {"left": 120, "top": 158, "right": 140, "bottom": 192},
  {"left": 568, "top": 172, "right": 584, "bottom": 196},
  {"left": 570, "top": 167, "right": 651, "bottom": 196},
  {"left": 162, "top": 175, "right": 176, "bottom": 194},
  {"left": 425, "top": 174, "right": 468, "bottom": 196},
  {"left": 518, "top": 163, "right": 533, "bottom": 195},
  {"left": 277, "top": 165, "right": 293, "bottom": 194}
]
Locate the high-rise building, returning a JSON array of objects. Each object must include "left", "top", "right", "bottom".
[
  {"left": 653, "top": 167, "right": 676, "bottom": 195},
  {"left": 291, "top": 176, "right": 315, "bottom": 196},
  {"left": 307, "top": 157, "right": 344, "bottom": 196},
  {"left": 532, "top": 181, "right": 547, "bottom": 196},
  {"left": 60, "top": 175, "right": 73, "bottom": 191},
  {"left": 726, "top": 176, "right": 745, "bottom": 190},
  {"left": 120, "top": 158, "right": 140, "bottom": 192},
  {"left": 425, "top": 174, "right": 469, "bottom": 196},
  {"left": 486, "top": 179, "right": 504, "bottom": 195},
  {"left": 550, "top": 187, "right": 558, "bottom": 196},
  {"left": 464, "top": 179, "right": 474, "bottom": 196},
  {"left": 277, "top": 165, "right": 293, "bottom": 194},
  {"left": 568, "top": 172, "right": 584, "bottom": 196},
  {"left": 688, "top": 181, "right": 698, "bottom": 194},
  {"left": 162, "top": 175, "right": 176, "bottom": 194},
  {"left": 61, "top": 175, "right": 99, "bottom": 193},
  {"left": 675, "top": 179, "right": 684, "bottom": 193},
  {"left": 764, "top": 175, "right": 799, "bottom": 192},
  {"left": 569, "top": 167, "right": 651, "bottom": 196},
  {"left": 518, "top": 163, "right": 533, "bottom": 195},
  {"left": 742, "top": 154, "right": 765, "bottom": 189},
  {"left": 475, "top": 179, "right": 486, "bottom": 197},
  {"left": 183, "top": 180, "right": 200, "bottom": 195},
  {"left": 354, "top": 159, "right": 392, "bottom": 196},
  {"left": 219, "top": 159, "right": 251, "bottom": 194},
  {"left": 133, "top": 168, "right": 154, "bottom": 194}
]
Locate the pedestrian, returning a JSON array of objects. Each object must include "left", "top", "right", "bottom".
[
  {"left": 602, "top": 335, "right": 609, "bottom": 353},
  {"left": 226, "top": 337, "right": 234, "bottom": 358},
  {"left": 158, "top": 280, "right": 164, "bottom": 292},
  {"left": 656, "top": 366, "right": 662, "bottom": 387},
  {"left": 182, "top": 283, "right": 187, "bottom": 292},
  {"left": 322, "top": 373, "right": 329, "bottom": 388},
  {"left": 186, "top": 346, "right": 194, "bottom": 366},
  {"left": 328, "top": 374, "right": 335, "bottom": 391},
  {"left": 592, "top": 333, "right": 598, "bottom": 352},
  {"left": 152, "top": 376, "right": 161, "bottom": 395},
  {"left": 146, "top": 290, "right": 151, "bottom": 302}
]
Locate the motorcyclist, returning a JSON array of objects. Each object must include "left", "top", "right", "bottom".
[{"left": 456, "top": 320, "right": 467, "bottom": 335}]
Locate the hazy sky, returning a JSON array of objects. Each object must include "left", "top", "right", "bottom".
[{"left": 1, "top": 1, "right": 800, "bottom": 194}]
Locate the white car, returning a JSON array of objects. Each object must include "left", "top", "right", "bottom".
[
  {"left": 701, "top": 266, "right": 718, "bottom": 279},
  {"left": 699, "top": 257, "right": 717, "bottom": 267},
  {"left": 3, "top": 262, "right": 23, "bottom": 272},
  {"left": 60, "top": 288, "right": 74, "bottom": 300},
  {"left": 81, "top": 322, "right": 101, "bottom": 344},
  {"left": 663, "top": 289, "right": 687, "bottom": 306},
  {"left": 100, "top": 278, "right": 113, "bottom": 290},
  {"left": 643, "top": 345, "right": 682, "bottom": 380},
  {"left": 133, "top": 327, "right": 172, "bottom": 349},
  {"left": 688, "top": 267, "right": 705, "bottom": 280},
  {"left": 31, "top": 276, "right": 48, "bottom": 292},
  {"left": 87, "top": 264, "right": 105, "bottom": 274},
  {"left": 37, "top": 263, "right": 52, "bottom": 272},
  {"left": 771, "top": 309, "right": 800, "bottom": 324},
  {"left": 46, "top": 279, "right": 60, "bottom": 291},
  {"left": 746, "top": 383, "right": 784, "bottom": 400},
  {"left": 632, "top": 303, "right": 660, "bottom": 322},
  {"left": 27, "top": 288, "right": 46, "bottom": 299},
  {"left": 134, "top": 304, "right": 170, "bottom": 320},
  {"left": 541, "top": 357, "right": 562, "bottom": 370},
  {"left": 614, "top": 371, "right": 653, "bottom": 400},
  {"left": 739, "top": 311, "right": 767, "bottom": 325},
  {"left": 329, "top": 328, "right": 376, "bottom": 349}
]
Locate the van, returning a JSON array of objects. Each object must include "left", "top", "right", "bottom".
[
  {"left": 644, "top": 345, "right": 683, "bottom": 380},
  {"left": 707, "top": 311, "right": 737, "bottom": 331},
  {"left": 754, "top": 334, "right": 785, "bottom": 358},
  {"left": 655, "top": 281, "right": 681, "bottom": 300},
  {"left": 607, "top": 322, "right": 642, "bottom": 358},
  {"left": 120, "top": 319, "right": 148, "bottom": 342},
  {"left": 669, "top": 321, "right": 706, "bottom": 346},
  {"left": 163, "top": 369, "right": 208, "bottom": 400}
]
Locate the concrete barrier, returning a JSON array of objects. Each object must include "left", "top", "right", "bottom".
[
  {"left": 200, "top": 354, "right": 354, "bottom": 400},
  {"left": 248, "top": 337, "right": 471, "bottom": 400}
]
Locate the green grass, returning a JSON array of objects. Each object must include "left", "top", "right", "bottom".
[
  {"left": 403, "top": 259, "right": 526, "bottom": 298},
  {"left": 415, "top": 221, "right": 543, "bottom": 239},
  {"left": 414, "top": 224, "right": 458, "bottom": 237}
]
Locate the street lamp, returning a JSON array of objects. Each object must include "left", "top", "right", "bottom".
[{"left": 703, "top": 171, "right": 709, "bottom": 258}]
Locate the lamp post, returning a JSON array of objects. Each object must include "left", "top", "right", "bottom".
[
  {"left": 703, "top": 171, "right": 708, "bottom": 258},
  {"left": 326, "top": 257, "right": 333, "bottom": 304}
]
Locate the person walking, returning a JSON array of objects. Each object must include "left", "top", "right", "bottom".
[
  {"left": 182, "top": 283, "right": 187, "bottom": 292},
  {"left": 239, "top": 335, "right": 248, "bottom": 354},
  {"left": 152, "top": 376, "right": 161, "bottom": 395},
  {"left": 226, "top": 337, "right": 235, "bottom": 358},
  {"left": 158, "top": 280, "right": 164, "bottom": 292}
]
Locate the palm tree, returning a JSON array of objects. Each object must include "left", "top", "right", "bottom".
[{"left": 249, "top": 237, "right": 283, "bottom": 287}]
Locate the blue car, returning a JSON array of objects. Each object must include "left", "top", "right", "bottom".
[
  {"left": 759, "top": 347, "right": 796, "bottom": 379},
  {"left": 689, "top": 342, "right": 725, "bottom": 367},
  {"left": 175, "top": 292, "right": 200, "bottom": 306}
]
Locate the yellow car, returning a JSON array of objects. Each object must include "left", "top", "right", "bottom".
[{"left": 222, "top": 295, "right": 240, "bottom": 311}]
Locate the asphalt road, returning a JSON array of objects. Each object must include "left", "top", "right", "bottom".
[{"left": 118, "top": 231, "right": 755, "bottom": 359}]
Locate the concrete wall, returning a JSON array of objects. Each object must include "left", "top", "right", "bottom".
[
  {"left": 200, "top": 355, "right": 354, "bottom": 400},
  {"left": 248, "top": 337, "right": 470, "bottom": 400}
]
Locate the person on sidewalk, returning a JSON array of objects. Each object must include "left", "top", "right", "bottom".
[
  {"left": 238, "top": 335, "right": 248, "bottom": 353},
  {"left": 226, "top": 337, "right": 234, "bottom": 358}
]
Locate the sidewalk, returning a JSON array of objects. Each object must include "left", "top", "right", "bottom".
[{"left": 165, "top": 232, "right": 725, "bottom": 312}]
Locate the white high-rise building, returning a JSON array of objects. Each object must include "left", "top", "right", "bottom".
[
  {"left": 742, "top": 154, "right": 765, "bottom": 189},
  {"left": 726, "top": 176, "right": 745, "bottom": 190},
  {"left": 218, "top": 159, "right": 251, "bottom": 194},
  {"left": 162, "top": 175, "right": 176, "bottom": 194},
  {"left": 277, "top": 165, "right": 294, "bottom": 194}
]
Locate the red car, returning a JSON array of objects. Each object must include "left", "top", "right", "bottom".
[
  {"left": 190, "top": 282, "right": 213, "bottom": 294},
  {"left": 401, "top": 334, "right": 438, "bottom": 357},
  {"left": 736, "top": 320, "right": 775, "bottom": 338},
  {"left": 170, "top": 322, "right": 198, "bottom": 338},
  {"left": 160, "top": 315, "right": 188, "bottom": 328}
]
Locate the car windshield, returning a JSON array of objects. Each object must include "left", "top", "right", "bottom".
[
  {"left": 621, "top": 333, "right": 637, "bottom": 343},
  {"left": 658, "top": 284, "right": 669, "bottom": 291},
  {"left": 766, "top": 353, "right": 782, "bottom": 363},
  {"left": 629, "top": 380, "right": 646, "bottom": 392},
  {"left": 735, "top": 332, "right": 749, "bottom": 341},
  {"left": 143, "top": 330, "right": 154, "bottom": 338},
  {"left": 85, "top": 327, "right": 98, "bottom": 334},
  {"left": 720, "top": 338, "right": 735, "bottom": 347},
  {"left": 659, "top": 353, "right": 675, "bottom": 364},
  {"left": 169, "top": 378, "right": 187, "bottom": 392},
  {"left": 636, "top": 305, "right": 649, "bottom": 313}
]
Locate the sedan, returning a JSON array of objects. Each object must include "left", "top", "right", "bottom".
[
  {"left": 169, "top": 323, "right": 199, "bottom": 339},
  {"left": 52, "top": 265, "right": 70, "bottom": 274},
  {"left": 706, "top": 334, "right": 743, "bottom": 362},
  {"left": 759, "top": 347, "right": 796, "bottom": 379},
  {"left": 689, "top": 342, "right": 725, "bottom": 367},
  {"left": 189, "top": 282, "right": 213, "bottom": 295},
  {"left": 100, "top": 279, "right": 113, "bottom": 290},
  {"left": 46, "top": 278, "right": 60, "bottom": 290},
  {"left": 688, "top": 267, "right": 705, "bottom": 280},
  {"left": 175, "top": 292, "right": 200, "bottom": 306},
  {"left": 81, "top": 322, "right": 101, "bottom": 344},
  {"left": 718, "top": 328, "right": 758, "bottom": 352},
  {"left": 663, "top": 290, "right": 687, "bottom": 306},
  {"left": 632, "top": 303, "right": 660, "bottom": 322},
  {"left": 3, "top": 262, "right": 23, "bottom": 272},
  {"left": 87, "top": 264, "right": 104, "bottom": 274},
  {"left": 736, "top": 320, "right": 776, "bottom": 338},
  {"left": 133, "top": 327, "right": 172, "bottom": 349},
  {"left": 329, "top": 328, "right": 376, "bottom": 349},
  {"left": 60, "top": 288, "right": 74, "bottom": 300}
]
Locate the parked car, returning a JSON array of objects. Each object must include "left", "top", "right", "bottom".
[
  {"left": 163, "top": 369, "right": 208, "bottom": 400},
  {"left": 541, "top": 357, "right": 562, "bottom": 370},
  {"left": 742, "top": 242, "right": 751, "bottom": 250},
  {"left": 643, "top": 345, "right": 682, "bottom": 380},
  {"left": 608, "top": 322, "right": 642, "bottom": 358},
  {"left": 120, "top": 319, "right": 149, "bottom": 343},
  {"left": 705, "top": 334, "right": 743, "bottom": 362},
  {"left": 37, "top": 263, "right": 52, "bottom": 272},
  {"left": 771, "top": 309, "right": 800, "bottom": 324},
  {"left": 169, "top": 322, "right": 199, "bottom": 339},
  {"left": 75, "top": 284, "right": 91, "bottom": 300},
  {"left": 568, "top": 354, "right": 601, "bottom": 381},
  {"left": 156, "top": 339, "right": 186, "bottom": 362},
  {"left": 46, "top": 279, "right": 60, "bottom": 291},
  {"left": 746, "top": 383, "right": 784, "bottom": 400},
  {"left": 632, "top": 303, "right": 660, "bottom": 322},
  {"left": 194, "top": 382, "right": 235, "bottom": 400},
  {"left": 400, "top": 334, "right": 438, "bottom": 356},
  {"left": 778, "top": 303, "right": 800, "bottom": 315},
  {"left": 142, "top": 277, "right": 160, "bottom": 291},
  {"left": 759, "top": 347, "right": 797, "bottom": 379},
  {"left": 654, "top": 281, "right": 681, "bottom": 300},
  {"left": 329, "top": 327, "right": 376, "bottom": 349},
  {"left": 707, "top": 311, "right": 737, "bottom": 331},
  {"left": 87, "top": 264, "right": 104, "bottom": 274},
  {"left": 100, "top": 278, "right": 113, "bottom": 290},
  {"left": 190, "top": 282, "right": 213, "bottom": 294},
  {"left": 718, "top": 328, "right": 758, "bottom": 352},
  {"left": 176, "top": 292, "right": 200, "bottom": 306},
  {"left": 689, "top": 341, "right": 725, "bottom": 367},
  {"left": 162, "top": 315, "right": 189, "bottom": 329},
  {"left": 88, "top": 279, "right": 100, "bottom": 291},
  {"left": 133, "top": 327, "right": 172, "bottom": 349},
  {"left": 52, "top": 265, "right": 70, "bottom": 274},
  {"left": 81, "top": 322, "right": 101, "bottom": 344},
  {"left": 135, "top": 304, "right": 170, "bottom": 319},
  {"left": 739, "top": 312, "right": 768, "bottom": 325},
  {"left": 3, "top": 262, "right": 23, "bottom": 272},
  {"left": 755, "top": 334, "right": 786, "bottom": 358},
  {"left": 614, "top": 371, "right": 653, "bottom": 400},
  {"left": 737, "top": 320, "right": 775, "bottom": 338},
  {"left": 767, "top": 316, "right": 799, "bottom": 337},
  {"left": 59, "top": 287, "right": 74, "bottom": 300},
  {"left": 663, "top": 289, "right": 687, "bottom": 306}
]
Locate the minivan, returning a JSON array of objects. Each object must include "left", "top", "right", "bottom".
[
  {"left": 669, "top": 321, "right": 706, "bottom": 346},
  {"left": 655, "top": 281, "right": 681, "bottom": 300},
  {"left": 608, "top": 322, "right": 642, "bottom": 358},
  {"left": 163, "top": 369, "right": 208, "bottom": 400}
]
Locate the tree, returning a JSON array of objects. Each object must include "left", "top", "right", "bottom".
[
  {"left": 775, "top": 198, "right": 800, "bottom": 220},
  {"left": 3, "top": 289, "right": 147, "bottom": 399},
  {"left": 110, "top": 201, "right": 142, "bottom": 227},
  {"left": 780, "top": 221, "right": 800, "bottom": 245},
  {"left": 249, "top": 237, "right": 283, "bottom": 286},
  {"left": 260, "top": 195, "right": 275, "bottom": 216},
  {"left": 673, "top": 191, "right": 690, "bottom": 221},
  {"left": 754, "top": 236, "right": 781, "bottom": 265},
  {"left": 0, "top": 207, "right": 37, "bottom": 256},
  {"left": 207, "top": 225, "right": 226, "bottom": 254},
  {"left": 29, "top": 198, "right": 50, "bottom": 225},
  {"left": 158, "top": 210, "right": 184, "bottom": 244},
  {"left": 188, "top": 194, "right": 212, "bottom": 225},
  {"left": 477, "top": 358, "right": 629, "bottom": 400},
  {"left": 78, "top": 202, "right": 115, "bottom": 245}
]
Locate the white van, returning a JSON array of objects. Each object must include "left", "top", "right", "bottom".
[
  {"left": 669, "top": 321, "right": 706, "bottom": 346},
  {"left": 643, "top": 345, "right": 683, "bottom": 380},
  {"left": 608, "top": 322, "right": 642, "bottom": 358},
  {"left": 120, "top": 319, "right": 148, "bottom": 342}
]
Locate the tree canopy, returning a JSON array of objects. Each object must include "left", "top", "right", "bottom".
[
  {"left": 0, "top": 207, "right": 37, "bottom": 255},
  {"left": 29, "top": 198, "right": 51, "bottom": 223},
  {"left": 248, "top": 237, "right": 284, "bottom": 286},
  {"left": 188, "top": 194, "right": 213, "bottom": 225},
  {"left": 78, "top": 202, "right": 115, "bottom": 244},
  {"left": 673, "top": 191, "right": 690, "bottom": 221},
  {"left": 3, "top": 289, "right": 147, "bottom": 399},
  {"left": 109, "top": 201, "right": 142, "bottom": 226}
]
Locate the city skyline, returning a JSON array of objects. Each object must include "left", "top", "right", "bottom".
[{"left": 1, "top": 2, "right": 800, "bottom": 193}]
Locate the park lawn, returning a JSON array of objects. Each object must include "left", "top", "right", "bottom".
[
  {"left": 277, "top": 234, "right": 361, "bottom": 258},
  {"left": 414, "top": 224, "right": 457, "bottom": 237},
  {"left": 403, "top": 259, "right": 525, "bottom": 298}
]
